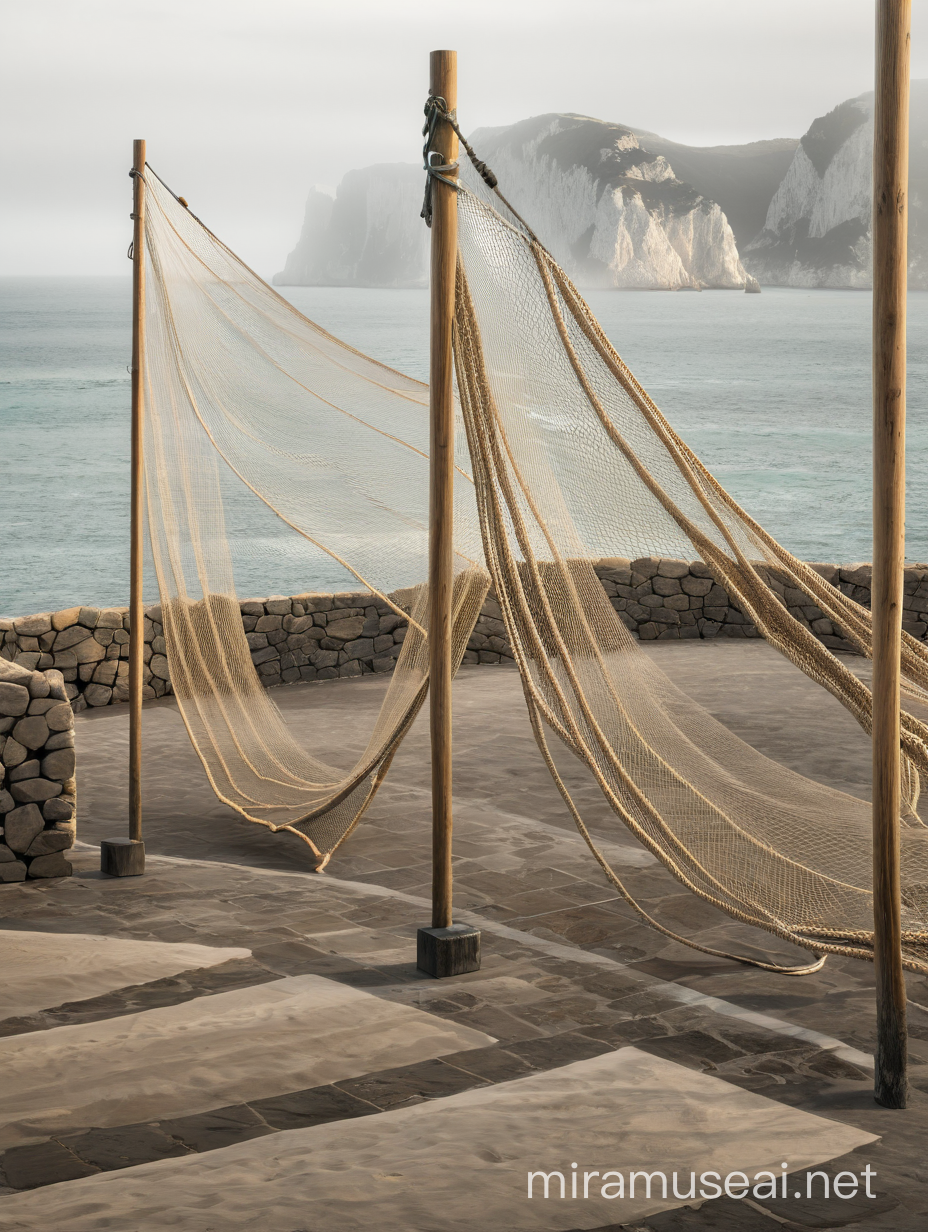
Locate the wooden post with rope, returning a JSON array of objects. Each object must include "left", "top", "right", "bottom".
[
  {"left": 872, "top": 0, "right": 909, "bottom": 1107},
  {"left": 417, "top": 49, "right": 480, "bottom": 977},
  {"left": 101, "top": 138, "right": 147, "bottom": 878}
]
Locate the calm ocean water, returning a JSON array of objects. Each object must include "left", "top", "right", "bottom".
[{"left": 1, "top": 276, "right": 927, "bottom": 618}]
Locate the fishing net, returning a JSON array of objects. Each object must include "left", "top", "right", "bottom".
[
  {"left": 141, "top": 154, "right": 928, "bottom": 973},
  {"left": 142, "top": 169, "right": 487, "bottom": 860}
]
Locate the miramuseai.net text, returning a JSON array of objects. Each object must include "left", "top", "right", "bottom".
[{"left": 526, "top": 1163, "right": 878, "bottom": 1202}]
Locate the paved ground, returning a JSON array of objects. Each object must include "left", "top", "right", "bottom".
[{"left": 1, "top": 641, "right": 927, "bottom": 1228}]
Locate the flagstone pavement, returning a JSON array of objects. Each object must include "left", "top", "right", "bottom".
[{"left": 1, "top": 642, "right": 927, "bottom": 1229}]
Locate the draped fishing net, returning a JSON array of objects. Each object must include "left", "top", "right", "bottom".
[
  {"left": 142, "top": 160, "right": 928, "bottom": 972},
  {"left": 142, "top": 170, "right": 487, "bottom": 860}
]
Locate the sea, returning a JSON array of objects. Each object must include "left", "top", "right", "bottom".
[{"left": 2, "top": 277, "right": 927, "bottom": 619}]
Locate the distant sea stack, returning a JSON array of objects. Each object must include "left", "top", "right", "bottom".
[
  {"left": 274, "top": 164, "right": 428, "bottom": 289},
  {"left": 743, "top": 81, "right": 928, "bottom": 288},
  {"left": 465, "top": 114, "right": 750, "bottom": 290}
]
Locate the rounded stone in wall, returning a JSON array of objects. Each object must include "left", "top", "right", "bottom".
[
  {"left": 13, "top": 613, "right": 52, "bottom": 637},
  {"left": 0, "top": 682, "right": 30, "bottom": 718},
  {"left": 2, "top": 738, "right": 28, "bottom": 769},
  {"left": 10, "top": 778, "right": 62, "bottom": 805},
  {"left": 83, "top": 683, "right": 113, "bottom": 707},
  {"left": 24, "top": 829, "right": 72, "bottom": 857},
  {"left": 42, "top": 796, "right": 74, "bottom": 822},
  {"left": 149, "top": 654, "right": 170, "bottom": 681},
  {"left": 55, "top": 625, "right": 93, "bottom": 650},
  {"left": 3, "top": 802, "right": 45, "bottom": 852},
  {"left": 12, "top": 715, "right": 50, "bottom": 751},
  {"left": 41, "top": 748, "right": 76, "bottom": 780},
  {"left": 45, "top": 702, "right": 74, "bottom": 732}
]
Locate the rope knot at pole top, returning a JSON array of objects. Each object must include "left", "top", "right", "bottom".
[
  {"left": 419, "top": 94, "right": 540, "bottom": 243},
  {"left": 420, "top": 94, "right": 461, "bottom": 228}
]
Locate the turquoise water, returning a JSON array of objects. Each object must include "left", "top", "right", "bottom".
[{"left": 2, "top": 277, "right": 927, "bottom": 618}]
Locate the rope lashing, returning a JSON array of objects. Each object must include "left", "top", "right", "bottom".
[
  {"left": 420, "top": 94, "right": 541, "bottom": 243},
  {"left": 420, "top": 94, "right": 460, "bottom": 227},
  {"left": 128, "top": 166, "right": 143, "bottom": 260}
]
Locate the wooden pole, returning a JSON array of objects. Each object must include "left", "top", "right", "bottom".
[
  {"left": 428, "top": 50, "right": 458, "bottom": 931},
  {"left": 872, "top": 0, "right": 909, "bottom": 1109},
  {"left": 129, "top": 138, "right": 146, "bottom": 847},
  {"left": 417, "top": 50, "right": 479, "bottom": 978},
  {"left": 102, "top": 140, "right": 147, "bottom": 877}
]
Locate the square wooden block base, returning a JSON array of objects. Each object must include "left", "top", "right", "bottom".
[
  {"left": 417, "top": 924, "right": 481, "bottom": 978},
  {"left": 100, "top": 838, "right": 146, "bottom": 877}
]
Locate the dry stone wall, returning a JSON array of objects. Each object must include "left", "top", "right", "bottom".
[
  {"left": 4, "top": 559, "right": 928, "bottom": 711},
  {"left": 587, "top": 557, "right": 928, "bottom": 649},
  {"left": 0, "top": 606, "right": 135, "bottom": 713},
  {"left": 0, "top": 661, "right": 77, "bottom": 882}
]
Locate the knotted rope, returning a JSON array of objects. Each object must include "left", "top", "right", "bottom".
[
  {"left": 420, "top": 94, "right": 461, "bottom": 227},
  {"left": 420, "top": 94, "right": 540, "bottom": 243}
]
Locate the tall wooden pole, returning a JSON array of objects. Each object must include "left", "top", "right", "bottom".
[
  {"left": 872, "top": 0, "right": 909, "bottom": 1109},
  {"left": 428, "top": 51, "right": 458, "bottom": 932},
  {"left": 102, "top": 140, "right": 147, "bottom": 877},
  {"left": 129, "top": 138, "right": 146, "bottom": 847},
  {"left": 416, "top": 50, "right": 479, "bottom": 977}
]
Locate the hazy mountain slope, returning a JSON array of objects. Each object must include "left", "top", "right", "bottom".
[
  {"left": 274, "top": 164, "right": 428, "bottom": 288},
  {"left": 628, "top": 131, "right": 798, "bottom": 247},
  {"left": 743, "top": 81, "right": 928, "bottom": 288},
  {"left": 465, "top": 113, "right": 748, "bottom": 290}
]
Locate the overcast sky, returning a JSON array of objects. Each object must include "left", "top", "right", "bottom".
[{"left": 3, "top": 0, "right": 927, "bottom": 278}]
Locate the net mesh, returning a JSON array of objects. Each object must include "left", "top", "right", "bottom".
[
  {"left": 142, "top": 170, "right": 487, "bottom": 860},
  {"left": 142, "top": 163, "right": 928, "bottom": 971}
]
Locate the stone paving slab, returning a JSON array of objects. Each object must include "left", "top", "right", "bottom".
[
  {"left": 0, "top": 971, "right": 494, "bottom": 1148},
  {"left": 0, "top": 1048, "right": 876, "bottom": 1231},
  {"left": 1, "top": 930, "right": 250, "bottom": 1019},
  {"left": 0, "top": 956, "right": 279, "bottom": 1039}
]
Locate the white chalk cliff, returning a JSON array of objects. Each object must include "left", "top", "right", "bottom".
[
  {"left": 275, "top": 115, "right": 750, "bottom": 290},
  {"left": 274, "top": 164, "right": 429, "bottom": 289},
  {"left": 743, "top": 82, "right": 928, "bottom": 288},
  {"left": 464, "top": 114, "right": 748, "bottom": 290}
]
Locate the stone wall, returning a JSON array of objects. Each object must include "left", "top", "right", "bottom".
[
  {"left": 588, "top": 558, "right": 928, "bottom": 648},
  {"left": 4, "top": 559, "right": 928, "bottom": 710},
  {"left": 0, "top": 662, "right": 77, "bottom": 882},
  {"left": 0, "top": 607, "right": 134, "bottom": 713},
  {"left": 0, "top": 592, "right": 516, "bottom": 706}
]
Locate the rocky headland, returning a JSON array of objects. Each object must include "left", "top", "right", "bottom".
[
  {"left": 742, "top": 81, "right": 928, "bottom": 288},
  {"left": 627, "top": 130, "right": 798, "bottom": 248},
  {"left": 274, "top": 164, "right": 429, "bottom": 288},
  {"left": 276, "top": 116, "right": 760, "bottom": 291},
  {"left": 277, "top": 83, "right": 928, "bottom": 292},
  {"left": 461, "top": 114, "right": 750, "bottom": 290}
]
